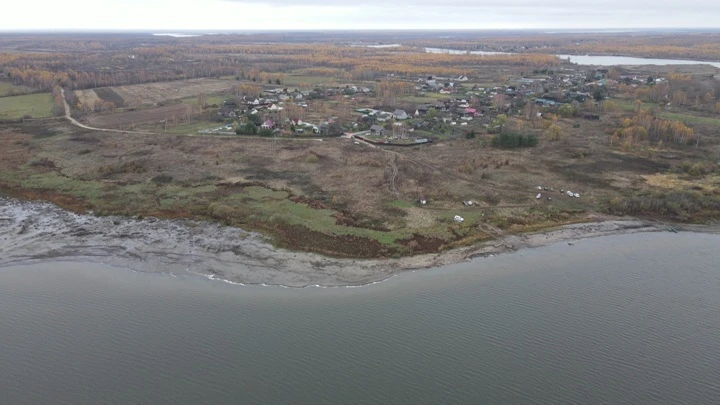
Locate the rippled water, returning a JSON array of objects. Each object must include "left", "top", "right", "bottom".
[{"left": 1, "top": 232, "right": 719, "bottom": 404}]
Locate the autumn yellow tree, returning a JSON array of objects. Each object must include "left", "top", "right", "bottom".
[{"left": 545, "top": 124, "right": 564, "bottom": 141}]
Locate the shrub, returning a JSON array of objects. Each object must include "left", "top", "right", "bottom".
[{"left": 151, "top": 174, "right": 173, "bottom": 185}]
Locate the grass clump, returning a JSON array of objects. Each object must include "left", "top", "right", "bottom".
[{"left": 491, "top": 132, "right": 538, "bottom": 149}]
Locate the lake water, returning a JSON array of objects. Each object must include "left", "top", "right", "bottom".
[{"left": 1, "top": 232, "right": 720, "bottom": 404}]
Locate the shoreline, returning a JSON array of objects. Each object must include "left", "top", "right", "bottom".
[{"left": 1, "top": 196, "right": 715, "bottom": 288}]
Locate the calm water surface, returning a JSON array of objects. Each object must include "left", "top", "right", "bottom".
[
  {"left": 424, "top": 47, "right": 720, "bottom": 67},
  {"left": 1, "top": 232, "right": 719, "bottom": 404},
  {"left": 557, "top": 54, "right": 720, "bottom": 68}
]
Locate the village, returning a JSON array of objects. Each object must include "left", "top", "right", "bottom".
[{"left": 200, "top": 67, "right": 669, "bottom": 148}]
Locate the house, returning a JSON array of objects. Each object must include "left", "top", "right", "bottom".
[
  {"left": 393, "top": 109, "right": 409, "bottom": 120},
  {"left": 457, "top": 75, "right": 469, "bottom": 82},
  {"left": 464, "top": 108, "right": 477, "bottom": 117},
  {"left": 416, "top": 104, "right": 430, "bottom": 114},
  {"left": 535, "top": 98, "right": 561, "bottom": 107},
  {"left": 292, "top": 118, "right": 303, "bottom": 126},
  {"left": 376, "top": 112, "right": 393, "bottom": 122},
  {"left": 370, "top": 125, "right": 385, "bottom": 136},
  {"left": 261, "top": 120, "right": 275, "bottom": 130}
]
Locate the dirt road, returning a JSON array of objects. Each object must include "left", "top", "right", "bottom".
[
  {"left": 61, "top": 88, "right": 327, "bottom": 142},
  {"left": 60, "top": 88, "right": 153, "bottom": 135}
]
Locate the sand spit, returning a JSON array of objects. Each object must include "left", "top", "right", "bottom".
[{"left": 0, "top": 196, "right": 690, "bottom": 287}]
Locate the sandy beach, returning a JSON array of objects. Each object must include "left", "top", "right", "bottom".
[{"left": 1, "top": 196, "right": 710, "bottom": 287}]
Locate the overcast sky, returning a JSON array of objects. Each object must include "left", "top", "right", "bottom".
[{"left": 3, "top": 0, "right": 720, "bottom": 31}]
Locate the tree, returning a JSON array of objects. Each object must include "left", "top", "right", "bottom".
[
  {"left": 327, "top": 122, "right": 344, "bottom": 137},
  {"left": 593, "top": 89, "right": 606, "bottom": 102},
  {"left": 236, "top": 123, "right": 257, "bottom": 135},
  {"left": 558, "top": 104, "right": 575, "bottom": 118},
  {"left": 633, "top": 100, "right": 643, "bottom": 112},
  {"left": 602, "top": 100, "right": 618, "bottom": 113},
  {"left": 671, "top": 90, "right": 688, "bottom": 106},
  {"left": 545, "top": 124, "right": 564, "bottom": 141},
  {"left": 197, "top": 93, "right": 207, "bottom": 109},
  {"left": 246, "top": 113, "right": 261, "bottom": 126},
  {"left": 427, "top": 108, "right": 437, "bottom": 119},
  {"left": 702, "top": 91, "right": 714, "bottom": 104},
  {"left": 240, "top": 84, "right": 262, "bottom": 98},
  {"left": 275, "top": 78, "right": 282, "bottom": 85},
  {"left": 494, "top": 114, "right": 507, "bottom": 132},
  {"left": 492, "top": 94, "right": 510, "bottom": 111}
]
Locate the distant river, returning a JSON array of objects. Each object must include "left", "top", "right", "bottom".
[
  {"left": 557, "top": 54, "right": 720, "bottom": 68},
  {"left": 1, "top": 232, "right": 720, "bottom": 404},
  {"left": 424, "top": 47, "right": 720, "bottom": 68}
]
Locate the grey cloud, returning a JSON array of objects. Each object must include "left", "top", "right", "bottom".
[
  {"left": 224, "top": 0, "right": 718, "bottom": 8},
  {"left": 219, "top": 0, "right": 720, "bottom": 28}
]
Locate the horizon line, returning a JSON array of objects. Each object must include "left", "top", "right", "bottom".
[{"left": 2, "top": 27, "right": 720, "bottom": 34}]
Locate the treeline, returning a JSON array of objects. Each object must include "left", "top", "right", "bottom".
[
  {"left": 0, "top": 51, "right": 241, "bottom": 92},
  {"left": 611, "top": 110, "right": 695, "bottom": 147},
  {"left": 607, "top": 190, "right": 720, "bottom": 221},
  {"left": 0, "top": 41, "right": 560, "bottom": 93},
  {"left": 615, "top": 74, "right": 719, "bottom": 114}
]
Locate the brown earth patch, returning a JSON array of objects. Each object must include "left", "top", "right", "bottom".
[
  {"left": 271, "top": 223, "right": 392, "bottom": 258},
  {"left": 332, "top": 211, "right": 391, "bottom": 232},
  {"left": 0, "top": 185, "right": 90, "bottom": 213},
  {"left": 397, "top": 234, "right": 448, "bottom": 253},
  {"left": 0, "top": 132, "right": 32, "bottom": 171},
  {"left": 290, "top": 195, "right": 328, "bottom": 209}
]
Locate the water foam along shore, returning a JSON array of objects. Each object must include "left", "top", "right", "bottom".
[{"left": 0, "top": 196, "right": 689, "bottom": 288}]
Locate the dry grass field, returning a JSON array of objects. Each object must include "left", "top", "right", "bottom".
[
  {"left": 5, "top": 113, "right": 717, "bottom": 258},
  {"left": 74, "top": 78, "right": 236, "bottom": 109},
  {"left": 87, "top": 104, "right": 198, "bottom": 128}
]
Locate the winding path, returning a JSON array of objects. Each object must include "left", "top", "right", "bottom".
[
  {"left": 59, "top": 88, "right": 324, "bottom": 142},
  {"left": 60, "top": 88, "right": 154, "bottom": 135},
  {"left": 388, "top": 153, "right": 399, "bottom": 196}
]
